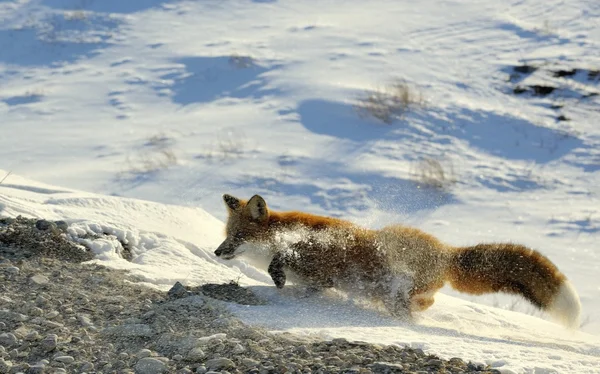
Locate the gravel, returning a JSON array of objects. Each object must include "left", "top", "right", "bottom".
[{"left": 1, "top": 216, "right": 502, "bottom": 373}]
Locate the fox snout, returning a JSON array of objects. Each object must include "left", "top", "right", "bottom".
[{"left": 214, "top": 239, "right": 238, "bottom": 259}]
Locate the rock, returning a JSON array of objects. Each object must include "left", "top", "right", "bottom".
[
  {"left": 103, "top": 324, "right": 153, "bottom": 338},
  {"left": 45, "top": 311, "right": 59, "bottom": 320},
  {"left": 332, "top": 337, "right": 349, "bottom": 345},
  {"left": 173, "top": 354, "right": 183, "bottom": 361},
  {"left": 0, "top": 358, "right": 12, "bottom": 374},
  {"left": 35, "top": 295, "right": 48, "bottom": 307},
  {"left": 28, "top": 307, "right": 43, "bottom": 317},
  {"left": 27, "top": 364, "right": 44, "bottom": 374},
  {"left": 80, "top": 361, "right": 94, "bottom": 371},
  {"left": 197, "top": 333, "right": 226, "bottom": 345},
  {"left": 231, "top": 343, "right": 245, "bottom": 354},
  {"left": 137, "top": 349, "right": 153, "bottom": 358},
  {"left": 346, "top": 353, "right": 363, "bottom": 365},
  {"left": 135, "top": 357, "right": 168, "bottom": 374},
  {"left": 0, "top": 217, "right": 15, "bottom": 225},
  {"left": 426, "top": 358, "right": 443, "bottom": 367},
  {"left": 186, "top": 347, "right": 205, "bottom": 361},
  {"left": 113, "top": 360, "right": 127, "bottom": 370},
  {"left": 294, "top": 344, "right": 311, "bottom": 358},
  {"left": 35, "top": 220, "right": 56, "bottom": 231},
  {"left": 467, "top": 362, "right": 486, "bottom": 371},
  {"left": 371, "top": 362, "right": 405, "bottom": 373},
  {"left": 241, "top": 358, "right": 259, "bottom": 367},
  {"left": 8, "top": 327, "right": 27, "bottom": 340},
  {"left": 77, "top": 314, "right": 94, "bottom": 327},
  {"left": 0, "top": 334, "right": 17, "bottom": 347},
  {"left": 168, "top": 282, "right": 191, "bottom": 299},
  {"left": 54, "top": 356, "right": 75, "bottom": 364},
  {"left": 30, "top": 274, "right": 49, "bottom": 285},
  {"left": 0, "top": 310, "right": 27, "bottom": 322},
  {"left": 3, "top": 267, "right": 19, "bottom": 276},
  {"left": 40, "top": 334, "right": 57, "bottom": 352},
  {"left": 42, "top": 320, "right": 64, "bottom": 329},
  {"left": 24, "top": 331, "right": 40, "bottom": 342},
  {"left": 54, "top": 221, "right": 69, "bottom": 232},
  {"left": 205, "top": 358, "right": 235, "bottom": 371}
]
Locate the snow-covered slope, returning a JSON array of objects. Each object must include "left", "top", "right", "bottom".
[
  {"left": 1, "top": 173, "right": 599, "bottom": 373},
  {"left": 1, "top": 0, "right": 599, "bottom": 370}
]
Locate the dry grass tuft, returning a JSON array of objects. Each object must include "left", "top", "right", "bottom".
[
  {"left": 228, "top": 54, "right": 255, "bottom": 69},
  {"left": 118, "top": 133, "right": 177, "bottom": 180},
  {"left": 355, "top": 79, "right": 425, "bottom": 124},
  {"left": 205, "top": 131, "right": 250, "bottom": 162},
  {"left": 411, "top": 157, "right": 456, "bottom": 190}
]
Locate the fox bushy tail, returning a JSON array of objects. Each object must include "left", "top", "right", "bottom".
[{"left": 446, "top": 243, "right": 581, "bottom": 328}]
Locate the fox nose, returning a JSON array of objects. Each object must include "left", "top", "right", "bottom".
[{"left": 214, "top": 248, "right": 222, "bottom": 257}]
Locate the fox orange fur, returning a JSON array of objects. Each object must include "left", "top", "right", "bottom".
[{"left": 214, "top": 194, "right": 581, "bottom": 328}]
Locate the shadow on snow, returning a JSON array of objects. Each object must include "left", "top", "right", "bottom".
[
  {"left": 40, "top": 0, "right": 171, "bottom": 14},
  {"left": 297, "top": 99, "right": 583, "bottom": 164},
  {"left": 0, "top": 11, "right": 121, "bottom": 67},
  {"left": 229, "top": 158, "right": 457, "bottom": 218},
  {"left": 159, "top": 56, "right": 280, "bottom": 105}
]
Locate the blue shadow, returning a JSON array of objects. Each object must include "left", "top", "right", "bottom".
[
  {"left": 429, "top": 107, "right": 583, "bottom": 164},
  {"left": 297, "top": 99, "right": 583, "bottom": 165},
  {"left": 0, "top": 12, "right": 121, "bottom": 67},
  {"left": 296, "top": 99, "right": 405, "bottom": 143},
  {"left": 3, "top": 94, "right": 43, "bottom": 106},
  {"left": 40, "top": 0, "right": 170, "bottom": 14},
  {"left": 161, "top": 56, "right": 279, "bottom": 105},
  {"left": 229, "top": 158, "right": 457, "bottom": 217}
]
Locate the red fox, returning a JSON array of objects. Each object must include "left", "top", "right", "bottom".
[{"left": 214, "top": 194, "right": 581, "bottom": 328}]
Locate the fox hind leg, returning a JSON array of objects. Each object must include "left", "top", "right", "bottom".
[{"left": 408, "top": 281, "right": 443, "bottom": 312}]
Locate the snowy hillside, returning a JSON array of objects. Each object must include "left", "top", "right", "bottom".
[
  {"left": 1, "top": 0, "right": 600, "bottom": 371},
  {"left": 1, "top": 173, "right": 600, "bottom": 373}
]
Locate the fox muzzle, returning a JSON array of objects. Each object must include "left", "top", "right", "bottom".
[{"left": 214, "top": 238, "right": 239, "bottom": 259}]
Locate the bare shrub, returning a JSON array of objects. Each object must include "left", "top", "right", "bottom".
[
  {"left": 228, "top": 53, "right": 255, "bottom": 69},
  {"left": 118, "top": 133, "right": 177, "bottom": 180},
  {"left": 205, "top": 131, "right": 250, "bottom": 162},
  {"left": 535, "top": 20, "right": 557, "bottom": 36},
  {"left": 355, "top": 79, "right": 425, "bottom": 124},
  {"left": 411, "top": 157, "right": 456, "bottom": 190}
]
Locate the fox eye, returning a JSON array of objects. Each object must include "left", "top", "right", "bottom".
[{"left": 234, "top": 232, "right": 245, "bottom": 240}]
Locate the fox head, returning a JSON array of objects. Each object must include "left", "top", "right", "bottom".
[{"left": 214, "top": 194, "right": 270, "bottom": 260}]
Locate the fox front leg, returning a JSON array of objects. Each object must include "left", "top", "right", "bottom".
[{"left": 268, "top": 252, "right": 286, "bottom": 289}]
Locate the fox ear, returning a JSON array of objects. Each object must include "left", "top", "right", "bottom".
[
  {"left": 223, "top": 194, "right": 241, "bottom": 211},
  {"left": 246, "top": 195, "right": 268, "bottom": 222}
]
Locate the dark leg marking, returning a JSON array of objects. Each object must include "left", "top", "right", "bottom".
[{"left": 268, "top": 252, "right": 287, "bottom": 289}]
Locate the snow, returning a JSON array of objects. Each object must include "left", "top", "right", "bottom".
[
  {"left": 1, "top": 0, "right": 600, "bottom": 372},
  {"left": 2, "top": 173, "right": 599, "bottom": 373}
]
